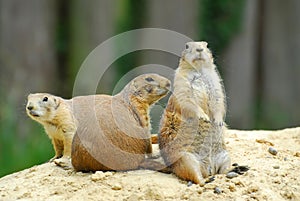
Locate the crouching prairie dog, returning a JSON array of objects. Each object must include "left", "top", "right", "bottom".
[
  {"left": 159, "top": 41, "right": 231, "bottom": 186},
  {"left": 26, "top": 93, "right": 77, "bottom": 167},
  {"left": 71, "top": 73, "right": 171, "bottom": 172}
]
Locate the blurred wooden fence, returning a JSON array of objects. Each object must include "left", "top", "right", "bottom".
[{"left": 1, "top": 0, "right": 300, "bottom": 131}]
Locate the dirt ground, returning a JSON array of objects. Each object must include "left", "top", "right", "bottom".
[{"left": 0, "top": 128, "right": 299, "bottom": 201}]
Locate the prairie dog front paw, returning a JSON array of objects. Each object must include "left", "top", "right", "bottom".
[
  {"left": 199, "top": 112, "right": 210, "bottom": 123},
  {"left": 213, "top": 114, "right": 224, "bottom": 126},
  {"left": 54, "top": 157, "right": 72, "bottom": 170}
]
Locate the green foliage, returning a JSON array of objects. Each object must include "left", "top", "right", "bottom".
[
  {"left": 0, "top": 105, "right": 53, "bottom": 177},
  {"left": 114, "top": 0, "right": 148, "bottom": 79},
  {"left": 53, "top": 1, "right": 72, "bottom": 97},
  {"left": 255, "top": 100, "right": 292, "bottom": 130},
  {"left": 199, "top": 0, "right": 246, "bottom": 54}
]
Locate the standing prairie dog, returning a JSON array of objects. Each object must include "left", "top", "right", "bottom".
[
  {"left": 26, "top": 93, "right": 77, "bottom": 166},
  {"left": 159, "top": 41, "right": 231, "bottom": 186},
  {"left": 71, "top": 73, "right": 171, "bottom": 171}
]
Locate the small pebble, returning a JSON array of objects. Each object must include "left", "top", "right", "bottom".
[
  {"left": 112, "top": 183, "right": 122, "bottom": 190},
  {"left": 247, "top": 184, "right": 259, "bottom": 193},
  {"left": 104, "top": 172, "right": 113, "bottom": 177},
  {"left": 204, "top": 183, "right": 217, "bottom": 189},
  {"left": 268, "top": 147, "right": 278, "bottom": 155},
  {"left": 205, "top": 176, "right": 215, "bottom": 183},
  {"left": 91, "top": 171, "right": 106, "bottom": 181},
  {"left": 226, "top": 172, "right": 239, "bottom": 179},
  {"left": 294, "top": 152, "right": 300, "bottom": 157},
  {"left": 273, "top": 165, "right": 280, "bottom": 169},
  {"left": 214, "top": 187, "right": 222, "bottom": 194},
  {"left": 228, "top": 183, "right": 236, "bottom": 192},
  {"left": 187, "top": 181, "right": 193, "bottom": 187}
]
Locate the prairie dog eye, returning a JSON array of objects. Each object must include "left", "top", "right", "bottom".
[
  {"left": 145, "top": 77, "right": 154, "bottom": 82},
  {"left": 185, "top": 44, "right": 189, "bottom": 49},
  {"left": 43, "top": 97, "right": 48, "bottom": 102}
]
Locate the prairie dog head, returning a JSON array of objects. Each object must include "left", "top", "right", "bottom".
[
  {"left": 126, "top": 74, "right": 171, "bottom": 105},
  {"left": 182, "top": 41, "right": 214, "bottom": 69},
  {"left": 26, "top": 93, "right": 60, "bottom": 123}
]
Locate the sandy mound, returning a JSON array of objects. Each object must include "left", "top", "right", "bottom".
[{"left": 0, "top": 128, "right": 300, "bottom": 201}]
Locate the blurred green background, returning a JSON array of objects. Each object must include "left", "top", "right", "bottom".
[{"left": 1, "top": 0, "right": 300, "bottom": 177}]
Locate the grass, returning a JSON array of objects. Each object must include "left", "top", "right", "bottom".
[{"left": 0, "top": 105, "right": 53, "bottom": 177}]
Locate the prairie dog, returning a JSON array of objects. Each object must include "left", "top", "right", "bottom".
[
  {"left": 26, "top": 74, "right": 170, "bottom": 170},
  {"left": 159, "top": 41, "right": 231, "bottom": 186},
  {"left": 71, "top": 73, "right": 171, "bottom": 171},
  {"left": 26, "top": 93, "right": 76, "bottom": 166}
]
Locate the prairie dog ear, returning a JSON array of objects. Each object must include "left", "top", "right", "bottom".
[
  {"left": 185, "top": 43, "right": 190, "bottom": 50},
  {"left": 53, "top": 97, "right": 61, "bottom": 110},
  {"left": 132, "top": 80, "right": 139, "bottom": 90},
  {"left": 201, "top": 41, "right": 208, "bottom": 47}
]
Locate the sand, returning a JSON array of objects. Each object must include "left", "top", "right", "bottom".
[{"left": 0, "top": 128, "right": 299, "bottom": 201}]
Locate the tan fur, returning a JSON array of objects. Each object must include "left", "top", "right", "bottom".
[
  {"left": 159, "top": 41, "right": 231, "bottom": 185},
  {"left": 71, "top": 74, "right": 171, "bottom": 171},
  {"left": 26, "top": 93, "right": 77, "bottom": 164}
]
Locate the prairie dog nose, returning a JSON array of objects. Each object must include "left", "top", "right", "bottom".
[
  {"left": 27, "top": 106, "right": 33, "bottom": 110},
  {"left": 165, "top": 82, "right": 171, "bottom": 88}
]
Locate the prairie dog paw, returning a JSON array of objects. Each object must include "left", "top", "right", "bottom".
[
  {"left": 54, "top": 157, "right": 72, "bottom": 170},
  {"left": 49, "top": 155, "right": 62, "bottom": 162},
  {"left": 213, "top": 115, "right": 224, "bottom": 126},
  {"left": 214, "top": 120, "right": 224, "bottom": 127},
  {"left": 199, "top": 113, "right": 210, "bottom": 123}
]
